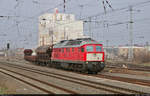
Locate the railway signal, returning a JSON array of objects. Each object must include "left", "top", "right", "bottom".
[
  {"left": 7, "top": 43, "right": 10, "bottom": 50},
  {"left": 64, "top": 0, "right": 66, "bottom": 13}
]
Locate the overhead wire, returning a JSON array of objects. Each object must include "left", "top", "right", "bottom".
[
  {"left": 82, "top": 0, "right": 150, "bottom": 20},
  {"left": 29, "top": 0, "right": 72, "bottom": 19},
  {"left": 1, "top": 0, "right": 150, "bottom": 47},
  {"left": 48, "top": 0, "right": 150, "bottom": 34}
]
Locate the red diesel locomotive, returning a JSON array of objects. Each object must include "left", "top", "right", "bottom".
[{"left": 24, "top": 38, "right": 105, "bottom": 74}]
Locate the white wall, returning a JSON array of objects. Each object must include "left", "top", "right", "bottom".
[{"left": 38, "top": 13, "right": 84, "bottom": 46}]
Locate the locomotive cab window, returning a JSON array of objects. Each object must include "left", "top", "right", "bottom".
[
  {"left": 81, "top": 48, "right": 84, "bottom": 52},
  {"left": 96, "top": 46, "right": 102, "bottom": 52},
  {"left": 86, "top": 46, "right": 93, "bottom": 52}
]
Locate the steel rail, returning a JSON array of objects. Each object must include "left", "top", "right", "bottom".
[
  {"left": 94, "top": 74, "right": 150, "bottom": 87},
  {"left": 0, "top": 63, "right": 121, "bottom": 94},
  {"left": 0, "top": 66, "right": 77, "bottom": 94},
  {"left": 106, "top": 66, "right": 150, "bottom": 72},
  {"left": 0, "top": 62, "right": 145, "bottom": 94},
  {"left": 0, "top": 70, "right": 54, "bottom": 94}
]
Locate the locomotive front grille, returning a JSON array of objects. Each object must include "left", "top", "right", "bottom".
[{"left": 86, "top": 53, "right": 103, "bottom": 61}]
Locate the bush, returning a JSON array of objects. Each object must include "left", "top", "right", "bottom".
[{"left": 133, "top": 51, "right": 150, "bottom": 63}]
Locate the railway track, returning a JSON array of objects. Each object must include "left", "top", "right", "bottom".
[
  {"left": 94, "top": 74, "right": 150, "bottom": 87},
  {"left": 106, "top": 64, "right": 150, "bottom": 72},
  {"left": 0, "top": 62, "right": 146, "bottom": 94},
  {"left": 0, "top": 69, "right": 54, "bottom": 94},
  {"left": 0, "top": 67, "right": 77, "bottom": 94}
]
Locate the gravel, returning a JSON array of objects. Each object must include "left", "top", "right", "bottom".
[{"left": 1, "top": 58, "right": 150, "bottom": 94}]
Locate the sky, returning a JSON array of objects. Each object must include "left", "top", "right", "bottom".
[{"left": 0, "top": 0, "right": 150, "bottom": 49}]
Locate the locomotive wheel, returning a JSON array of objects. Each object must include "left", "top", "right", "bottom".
[
  {"left": 49, "top": 62, "right": 53, "bottom": 67},
  {"left": 56, "top": 62, "right": 61, "bottom": 69},
  {"left": 39, "top": 62, "right": 43, "bottom": 66},
  {"left": 51, "top": 61, "right": 55, "bottom": 68},
  {"left": 88, "top": 71, "right": 93, "bottom": 74},
  {"left": 42, "top": 62, "right": 46, "bottom": 66},
  {"left": 93, "top": 72, "right": 98, "bottom": 74},
  {"left": 42, "top": 62, "right": 45, "bottom": 66},
  {"left": 44, "top": 62, "right": 47, "bottom": 66},
  {"left": 46, "top": 62, "right": 49, "bottom": 67},
  {"left": 73, "top": 64, "right": 77, "bottom": 72},
  {"left": 88, "top": 71, "right": 98, "bottom": 74},
  {"left": 37, "top": 62, "right": 41, "bottom": 66},
  {"left": 68, "top": 63, "right": 73, "bottom": 71}
]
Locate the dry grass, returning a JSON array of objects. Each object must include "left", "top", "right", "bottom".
[
  {"left": 141, "top": 62, "right": 150, "bottom": 67},
  {"left": 133, "top": 51, "right": 150, "bottom": 64},
  {"left": 0, "top": 87, "right": 8, "bottom": 94}
]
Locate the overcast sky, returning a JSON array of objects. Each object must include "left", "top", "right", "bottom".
[{"left": 0, "top": 0, "right": 150, "bottom": 49}]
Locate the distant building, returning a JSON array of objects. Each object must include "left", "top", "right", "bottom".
[
  {"left": 103, "top": 46, "right": 119, "bottom": 59},
  {"left": 38, "top": 9, "right": 84, "bottom": 46},
  {"left": 0, "top": 50, "right": 5, "bottom": 57},
  {"left": 104, "top": 46, "right": 149, "bottom": 60},
  {"left": 118, "top": 46, "right": 146, "bottom": 58}
]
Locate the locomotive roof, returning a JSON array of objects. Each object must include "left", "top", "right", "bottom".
[{"left": 53, "top": 38, "right": 100, "bottom": 48}]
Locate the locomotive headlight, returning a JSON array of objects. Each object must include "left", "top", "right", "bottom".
[{"left": 86, "top": 61, "right": 88, "bottom": 64}]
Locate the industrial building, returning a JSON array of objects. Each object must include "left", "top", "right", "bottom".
[
  {"left": 38, "top": 9, "right": 84, "bottom": 46},
  {"left": 104, "top": 46, "right": 150, "bottom": 61}
]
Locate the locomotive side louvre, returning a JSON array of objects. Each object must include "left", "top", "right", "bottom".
[{"left": 52, "top": 47, "right": 85, "bottom": 62}]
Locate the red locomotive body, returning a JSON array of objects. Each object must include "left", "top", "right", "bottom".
[
  {"left": 24, "top": 38, "right": 105, "bottom": 74},
  {"left": 51, "top": 38, "right": 105, "bottom": 73},
  {"left": 52, "top": 44, "right": 104, "bottom": 62}
]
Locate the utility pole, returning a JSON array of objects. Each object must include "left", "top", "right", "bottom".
[
  {"left": 64, "top": 27, "right": 66, "bottom": 40},
  {"left": 6, "top": 43, "right": 10, "bottom": 61},
  {"left": 128, "top": 6, "right": 134, "bottom": 61},
  {"left": 146, "top": 41, "right": 149, "bottom": 57},
  {"left": 79, "top": 5, "right": 84, "bottom": 19},
  {"left": 52, "top": 30, "right": 53, "bottom": 46},
  {"left": 64, "top": 0, "right": 66, "bottom": 13},
  {"left": 89, "top": 17, "right": 92, "bottom": 38},
  {"left": 49, "top": 27, "right": 53, "bottom": 46},
  {"left": 106, "top": 40, "right": 109, "bottom": 47}
]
